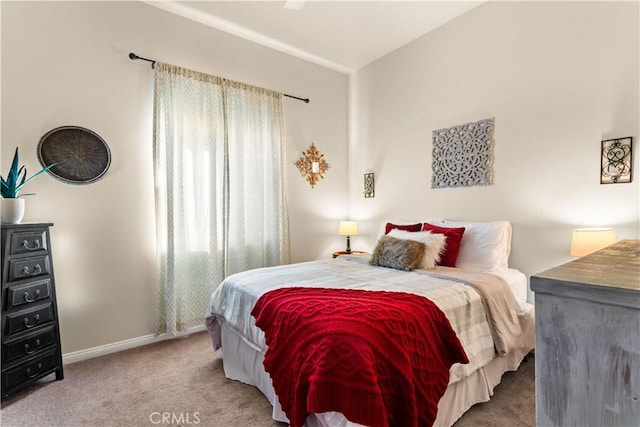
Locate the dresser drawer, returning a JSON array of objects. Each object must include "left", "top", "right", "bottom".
[
  {"left": 6, "top": 279, "right": 52, "bottom": 310},
  {"left": 6, "top": 256, "right": 51, "bottom": 282},
  {"left": 2, "top": 326, "right": 57, "bottom": 365},
  {"left": 2, "top": 349, "right": 57, "bottom": 392},
  {"left": 5, "top": 303, "right": 54, "bottom": 336},
  {"left": 9, "top": 230, "right": 48, "bottom": 256}
]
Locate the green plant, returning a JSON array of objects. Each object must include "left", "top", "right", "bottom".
[{"left": 1, "top": 148, "right": 55, "bottom": 198}]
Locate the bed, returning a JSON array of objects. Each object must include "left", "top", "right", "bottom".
[{"left": 206, "top": 220, "right": 535, "bottom": 427}]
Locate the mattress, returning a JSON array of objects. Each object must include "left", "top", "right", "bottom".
[
  {"left": 494, "top": 267, "right": 529, "bottom": 310},
  {"left": 206, "top": 254, "right": 535, "bottom": 426}
]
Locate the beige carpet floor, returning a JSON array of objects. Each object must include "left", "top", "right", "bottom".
[{"left": 0, "top": 331, "right": 534, "bottom": 427}]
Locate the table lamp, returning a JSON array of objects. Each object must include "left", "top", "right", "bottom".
[
  {"left": 338, "top": 221, "right": 358, "bottom": 254},
  {"left": 570, "top": 228, "right": 616, "bottom": 257}
]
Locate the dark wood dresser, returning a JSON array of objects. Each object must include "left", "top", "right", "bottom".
[
  {"left": 1, "top": 223, "right": 63, "bottom": 399},
  {"left": 531, "top": 239, "right": 639, "bottom": 427}
]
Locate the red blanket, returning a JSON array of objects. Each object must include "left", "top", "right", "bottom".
[{"left": 251, "top": 287, "right": 469, "bottom": 427}]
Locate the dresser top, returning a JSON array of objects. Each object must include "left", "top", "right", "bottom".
[
  {"left": 534, "top": 239, "right": 640, "bottom": 292},
  {"left": 1, "top": 223, "right": 53, "bottom": 230}
]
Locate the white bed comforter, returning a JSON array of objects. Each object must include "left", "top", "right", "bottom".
[{"left": 206, "top": 255, "right": 524, "bottom": 384}]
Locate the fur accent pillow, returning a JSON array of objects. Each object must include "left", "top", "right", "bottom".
[
  {"left": 387, "top": 229, "right": 447, "bottom": 270},
  {"left": 369, "top": 236, "right": 426, "bottom": 271}
]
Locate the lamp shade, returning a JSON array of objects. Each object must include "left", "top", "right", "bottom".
[
  {"left": 339, "top": 221, "right": 358, "bottom": 236},
  {"left": 570, "top": 228, "right": 616, "bottom": 257}
]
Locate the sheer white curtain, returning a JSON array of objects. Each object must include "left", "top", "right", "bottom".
[
  {"left": 153, "top": 63, "right": 290, "bottom": 335},
  {"left": 224, "top": 81, "right": 290, "bottom": 275}
]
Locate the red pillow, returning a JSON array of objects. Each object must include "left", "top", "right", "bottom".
[
  {"left": 421, "top": 223, "right": 465, "bottom": 267},
  {"left": 385, "top": 222, "right": 422, "bottom": 235}
]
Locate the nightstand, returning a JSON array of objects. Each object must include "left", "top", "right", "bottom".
[{"left": 332, "top": 250, "right": 367, "bottom": 259}]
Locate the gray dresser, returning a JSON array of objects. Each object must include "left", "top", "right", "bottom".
[
  {"left": 531, "top": 239, "right": 639, "bottom": 427},
  {"left": 1, "top": 223, "right": 64, "bottom": 399}
]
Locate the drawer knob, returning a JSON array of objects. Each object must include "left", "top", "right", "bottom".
[
  {"left": 25, "top": 363, "right": 43, "bottom": 379},
  {"left": 21, "top": 264, "right": 42, "bottom": 276},
  {"left": 21, "top": 239, "right": 41, "bottom": 251},
  {"left": 23, "top": 289, "right": 41, "bottom": 303},
  {"left": 23, "top": 314, "right": 40, "bottom": 329},
  {"left": 24, "top": 339, "right": 41, "bottom": 355}
]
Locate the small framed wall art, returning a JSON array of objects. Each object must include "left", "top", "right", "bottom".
[
  {"left": 601, "top": 137, "right": 632, "bottom": 184},
  {"left": 363, "top": 173, "right": 374, "bottom": 198}
]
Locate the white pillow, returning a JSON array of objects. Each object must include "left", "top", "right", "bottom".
[
  {"left": 438, "top": 220, "right": 512, "bottom": 271},
  {"left": 387, "top": 229, "right": 447, "bottom": 270}
]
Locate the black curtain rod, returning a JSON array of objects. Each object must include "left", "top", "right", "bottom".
[{"left": 129, "top": 52, "right": 310, "bottom": 104}]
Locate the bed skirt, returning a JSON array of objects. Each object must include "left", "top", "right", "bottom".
[{"left": 214, "top": 303, "right": 534, "bottom": 427}]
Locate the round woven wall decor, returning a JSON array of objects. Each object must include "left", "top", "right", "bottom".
[{"left": 38, "top": 126, "right": 111, "bottom": 184}]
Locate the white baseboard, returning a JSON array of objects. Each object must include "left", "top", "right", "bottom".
[{"left": 62, "top": 324, "right": 207, "bottom": 365}]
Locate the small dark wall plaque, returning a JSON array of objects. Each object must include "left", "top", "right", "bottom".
[
  {"left": 38, "top": 126, "right": 111, "bottom": 184},
  {"left": 364, "top": 173, "right": 375, "bottom": 198}
]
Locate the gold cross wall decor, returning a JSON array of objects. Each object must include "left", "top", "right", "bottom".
[{"left": 294, "top": 143, "right": 330, "bottom": 188}]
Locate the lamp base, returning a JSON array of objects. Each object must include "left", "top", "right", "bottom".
[{"left": 345, "top": 235, "right": 351, "bottom": 254}]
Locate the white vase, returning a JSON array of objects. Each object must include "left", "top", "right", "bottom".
[{"left": 1, "top": 198, "right": 25, "bottom": 224}]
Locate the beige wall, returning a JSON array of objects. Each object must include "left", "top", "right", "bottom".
[
  {"left": 1, "top": 1, "right": 348, "bottom": 353},
  {"left": 350, "top": 1, "right": 639, "bottom": 301},
  {"left": 3, "top": 0, "right": 638, "bottom": 355}
]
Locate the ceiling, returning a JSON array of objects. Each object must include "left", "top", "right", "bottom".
[{"left": 143, "top": 1, "right": 484, "bottom": 74}]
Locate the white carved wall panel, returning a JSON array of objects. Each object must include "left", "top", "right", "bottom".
[{"left": 432, "top": 118, "right": 494, "bottom": 189}]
